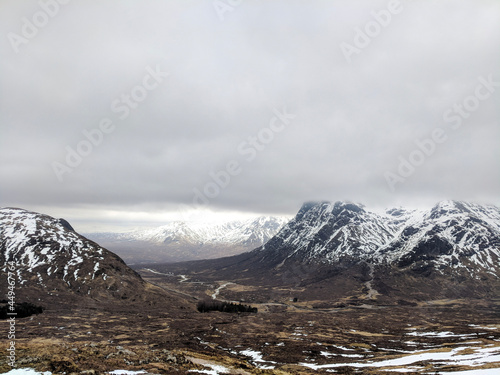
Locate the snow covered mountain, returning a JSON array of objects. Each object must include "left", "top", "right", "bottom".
[
  {"left": 86, "top": 216, "right": 289, "bottom": 264},
  {"left": 0, "top": 207, "right": 159, "bottom": 305},
  {"left": 378, "top": 200, "right": 500, "bottom": 275},
  {"left": 255, "top": 200, "right": 500, "bottom": 275},
  {"left": 126, "top": 216, "right": 287, "bottom": 246},
  {"left": 257, "top": 201, "right": 400, "bottom": 264},
  {"left": 156, "top": 200, "right": 500, "bottom": 301}
]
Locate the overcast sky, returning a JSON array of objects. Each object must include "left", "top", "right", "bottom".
[{"left": 1, "top": 0, "right": 499, "bottom": 232}]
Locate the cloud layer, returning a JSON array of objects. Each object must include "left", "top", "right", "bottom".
[{"left": 1, "top": 0, "right": 499, "bottom": 229}]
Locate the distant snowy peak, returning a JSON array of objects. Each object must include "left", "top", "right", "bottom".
[
  {"left": 116, "top": 216, "right": 290, "bottom": 247},
  {"left": 129, "top": 221, "right": 196, "bottom": 244},
  {"left": 257, "top": 200, "right": 500, "bottom": 275},
  {"left": 0, "top": 207, "right": 143, "bottom": 298},
  {"left": 239, "top": 216, "right": 290, "bottom": 247}
]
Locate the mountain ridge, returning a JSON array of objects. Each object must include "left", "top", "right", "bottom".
[
  {"left": 86, "top": 216, "right": 290, "bottom": 264},
  {"left": 255, "top": 200, "right": 500, "bottom": 273}
]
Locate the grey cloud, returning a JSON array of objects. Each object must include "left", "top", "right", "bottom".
[{"left": 0, "top": 0, "right": 498, "bottom": 230}]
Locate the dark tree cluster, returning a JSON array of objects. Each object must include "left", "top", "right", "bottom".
[
  {"left": 0, "top": 302, "right": 44, "bottom": 319},
  {"left": 197, "top": 300, "right": 257, "bottom": 313}
]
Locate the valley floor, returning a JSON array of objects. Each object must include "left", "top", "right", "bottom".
[{"left": 2, "top": 270, "right": 500, "bottom": 374}]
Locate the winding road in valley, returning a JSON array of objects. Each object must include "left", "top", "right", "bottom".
[{"left": 211, "top": 282, "right": 234, "bottom": 300}]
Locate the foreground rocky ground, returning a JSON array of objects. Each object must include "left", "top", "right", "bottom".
[{"left": 1, "top": 270, "right": 500, "bottom": 374}]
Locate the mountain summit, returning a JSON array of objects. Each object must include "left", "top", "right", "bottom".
[
  {"left": 258, "top": 201, "right": 399, "bottom": 264},
  {"left": 0, "top": 207, "right": 175, "bottom": 307}
]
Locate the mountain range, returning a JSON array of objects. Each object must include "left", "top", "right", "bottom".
[
  {"left": 257, "top": 200, "right": 500, "bottom": 272},
  {"left": 85, "top": 216, "right": 289, "bottom": 264},
  {"left": 2, "top": 200, "right": 499, "bottom": 306},
  {"left": 154, "top": 200, "right": 500, "bottom": 302},
  {"left": 3, "top": 202, "right": 500, "bottom": 374}
]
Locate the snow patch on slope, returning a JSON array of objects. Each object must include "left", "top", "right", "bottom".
[{"left": 0, "top": 207, "right": 105, "bottom": 283}]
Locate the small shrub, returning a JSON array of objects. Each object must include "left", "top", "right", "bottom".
[
  {"left": 0, "top": 302, "right": 44, "bottom": 319},
  {"left": 197, "top": 300, "right": 257, "bottom": 313}
]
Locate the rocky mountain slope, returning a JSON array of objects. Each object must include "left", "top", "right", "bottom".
[
  {"left": 0, "top": 207, "right": 183, "bottom": 308},
  {"left": 256, "top": 200, "right": 500, "bottom": 272},
  {"left": 379, "top": 200, "right": 500, "bottom": 274},
  {"left": 86, "top": 216, "right": 289, "bottom": 264},
  {"left": 152, "top": 200, "right": 500, "bottom": 301}
]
